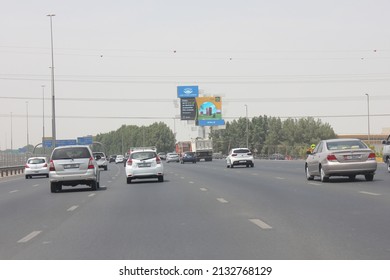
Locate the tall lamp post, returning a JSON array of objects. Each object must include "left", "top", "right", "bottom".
[
  {"left": 42, "top": 85, "right": 45, "bottom": 153},
  {"left": 365, "top": 93, "right": 370, "bottom": 144},
  {"left": 26, "top": 101, "right": 29, "bottom": 152},
  {"left": 245, "top": 104, "right": 249, "bottom": 148},
  {"left": 47, "top": 14, "right": 56, "bottom": 149}
]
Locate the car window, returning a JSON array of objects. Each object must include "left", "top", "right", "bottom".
[
  {"left": 28, "top": 158, "right": 46, "bottom": 164},
  {"left": 131, "top": 152, "right": 156, "bottom": 160},
  {"left": 52, "top": 147, "right": 91, "bottom": 160},
  {"left": 233, "top": 149, "right": 250, "bottom": 154},
  {"left": 327, "top": 140, "right": 366, "bottom": 150}
]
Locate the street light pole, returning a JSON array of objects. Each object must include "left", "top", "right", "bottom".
[
  {"left": 10, "top": 112, "right": 13, "bottom": 151},
  {"left": 42, "top": 85, "right": 45, "bottom": 153},
  {"left": 47, "top": 14, "right": 56, "bottom": 149},
  {"left": 26, "top": 101, "right": 29, "bottom": 151},
  {"left": 365, "top": 93, "right": 370, "bottom": 144},
  {"left": 245, "top": 104, "right": 249, "bottom": 148}
]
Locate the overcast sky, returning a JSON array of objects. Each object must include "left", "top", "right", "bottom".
[{"left": 1, "top": 0, "right": 390, "bottom": 150}]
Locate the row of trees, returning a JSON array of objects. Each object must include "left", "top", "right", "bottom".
[
  {"left": 93, "top": 116, "right": 336, "bottom": 158},
  {"left": 210, "top": 116, "right": 336, "bottom": 158}
]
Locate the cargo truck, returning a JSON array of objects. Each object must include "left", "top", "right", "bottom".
[{"left": 175, "top": 139, "right": 213, "bottom": 162}]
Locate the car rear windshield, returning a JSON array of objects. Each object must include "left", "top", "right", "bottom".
[
  {"left": 327, "top": 140, "right": 367, "bottom": 150},
  {"left": 233, "top": 149, "right": 250, "bottom": 154},
  {"left": 131, "top": 152, "right": 156, "bottom": 160},
  {"left": 28, "top": 158, "right": 46, "bottom": 164},
  {"left": 52, "top": 147, "right": 91, "bottom": 160}
]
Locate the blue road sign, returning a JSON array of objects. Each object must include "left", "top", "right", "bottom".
[
  {"left": 77, "top": 136, "right": 93, "bottom": 145},
  {"left": 56, "top": 139, "right": 77, "bottom": 147},
  {"left": 177, "top": 86, "right": 199, "bottom": 98}
]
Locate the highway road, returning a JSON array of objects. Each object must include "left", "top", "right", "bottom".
[{"left": 1, "top": 159, "right": 390, "bottom": 260}]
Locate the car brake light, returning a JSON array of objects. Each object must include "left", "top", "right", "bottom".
[
  {"left": 368, "top": 153, "right": 376, "bottom": 160},
  {"left": 127, "top": 158, "right": 133, "bottom": 166},
  {"left": 43, "top": 163, "right": 48, "bottom": 167},
  {"left": 49, "top": 160, "right": 55, "bottom": 171},
  {"left": 25, "top": 164, "right": 30, "bottom": 168},
  {"left": 156, "top": 156, "right": 161, "bottom": 164},
  {"left": 88, "top": 157, "right": 94, "bottom": 169},
  {"left": 232, "top": 153, "right": 237, "bottom": 157},
  {"left": 327, "top": 154, "right": 337, "bottom": 162}
]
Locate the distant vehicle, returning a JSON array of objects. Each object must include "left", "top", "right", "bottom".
[
  {"left": 157, "top": 152, "right": 166, "bottom": 160},
  {"left": 381, "top": 135, "right": 390, "bottom": 163},
  {"left": 125, "top": 149, "right": 164, "bottom": 184},
  {"left": 115, "top": 155, "right": 124, "bottom": 164},
  {"left": 176, "top": 138, "right": 213, "bottom": 161},
  {"left": 25, "top": 157, "right": 49, "bottom": 179},
  {"left": 180, "top": 152, "right": 197, "bottom": 164},
  {"left": 269, "top": 153, "right": 285, "bottom": 160},
  {"left": 166, "top": 153, "right": 180, "bottom": 163},
  {"left": 305, "top": 138, "right": 377, "bottom": 182},
  {"left": 109, "top": 155, "right": 117, "bottom": 163},
  {"left": 226, "top": 148, "right": 254, "bottom": 168},
  {"left": 93, "top": 152, "right": 108, "bottom": 170},
  {"left": 49, "top": 145, "right": 100, "bottom": 193}
]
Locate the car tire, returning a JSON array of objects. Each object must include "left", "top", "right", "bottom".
[
  {"left": 305, "top": 165, "right": 314, "bottom": 180},
  {"left": 251, "top": 163, "right": 254, "bottom": 167},
  {"left": 25, "top": 175, "right": 29, "bottom": 179},
  {"left": 387, "top": 163, "right": 390, "bottom": 173},
  {"left": 50, "top": 182, "right": 60, "bottom": 193},
  {"left": 349, "top": 175, "right": 356, "bottom": 181},
  {"left": 320, "top": 166, "right": 329, "bottom": 182},
  {"left": 46, "top": 174, "right": 49, "bottom": 178},
  {"left": 365, "top": 174, "right": 374, "bottom": 181},
  {"left": 104, "top": 166, "right": 108, "bottom": 171},
  {"left": 126, "top": 177, "right": 132, "bottom": 184},
  {"left": 91, "top": 181, "right": 98, "bottom": 191},
  {"left": 158, "top": 176, "right": 164, "bottom": 182}
]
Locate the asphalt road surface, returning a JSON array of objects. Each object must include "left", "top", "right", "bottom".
[{"left": 1, "top": 159, "right": 390, "bottom": 260}]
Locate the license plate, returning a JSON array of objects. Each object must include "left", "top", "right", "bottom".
[
  {"left": 64, "top": 164, "right": 79, "bottom": 169},
  {"left": 138, "top": 163, "right": 151, "bottom": 168},
  {"left": 239, "top": 160, "right": 246, "bottom": 163},
  {"left": 344, "top": 155, "right": 361, "bottom": 160}
]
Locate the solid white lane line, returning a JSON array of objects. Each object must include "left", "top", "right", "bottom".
[
  {"left": 200, "top": 188, "right": 208, "bottom": 191},
  {"left": 9, "top": 190, "right": 19, "bottom": 193},
  {"left": 249, "top": 219, "right": 273, "bottom": 230},
  {"left": 18, "top": 231, "right": 42, "bottom": 243},
  {"left": 88, "top": 193, "right": 96, "bottom": 197},
  {"left": 67, "top": 205, "right": 79, "bottom": 212},
  {"left": 217, "top": 198, "right": 229, "bottom": 203},
  {"left": 359, "top": 191, "right": 381, "bottom": 196}
]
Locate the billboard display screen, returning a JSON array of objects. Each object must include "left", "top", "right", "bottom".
[
  {"left": 196, "top": 96, "right": 224, "bottom": 126},
  {"left": 180, "top": 98, "right": 197, "bottom": 120},
  {"left": 177, "top": 85, "right": 199, "bottom": 98}
]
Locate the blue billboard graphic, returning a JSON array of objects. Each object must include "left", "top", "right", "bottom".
[
  {"left": 177, "top": 85, "right": 199, "bottom": 98},
  {"left": 198, "top": 119, "right": 225, "bottom": 126}
]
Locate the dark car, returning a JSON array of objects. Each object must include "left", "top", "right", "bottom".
[{"left": 180, "top": 152, "right": 197, "bottom": 164}]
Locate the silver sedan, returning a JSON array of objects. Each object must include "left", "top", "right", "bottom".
[{"left": 305, "top": 138, "right": 377, "bottom": 182}]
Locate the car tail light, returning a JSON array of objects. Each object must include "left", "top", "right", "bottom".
[
  {"left": 49, "top": 160, "right": 55, "bottom": 171},
  {"left": 127, "top": 158, "right": 133, "bottom": 166},
  {"left": 43, "top": 163, "right": 48, "bottom": 167},
  {"left": 368, "top": 153, "right": 376, "bottom": 160},
  {"left": 88, "top": 157, "right": 94, "bottom": 169},
  {"left": 156, "top": 156, "right": 161, "bottom": 164},
  {"left": 25, "top": 164, "right": 30, "bottom": 168},
  {"left": 327, "top": 154, "right": 337, "bottom": 162},
  {"left": 232, "top": 153, "right": 237, "bottom": 157}
]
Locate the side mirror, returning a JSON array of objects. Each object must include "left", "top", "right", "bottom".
[{"left": 382, "top": 140, "right": 388, "bottom": 145}]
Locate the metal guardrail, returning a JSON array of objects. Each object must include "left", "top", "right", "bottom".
[{"left": 0, "top": 165, "right": 25, "bottom": 178}]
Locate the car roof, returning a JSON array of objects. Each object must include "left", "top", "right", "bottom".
[{"left": 324, "top": 138, "right": 361, "bottom": 143}]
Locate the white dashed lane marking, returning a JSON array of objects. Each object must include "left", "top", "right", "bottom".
[
  {"left": 217, "top": 198, "right": 229, "bottom": 203},
  {"left": 200, "top": 188, "right": 208, "bottom": 191},
  {"left": 249, "top": 219, "right": 273, "bottom": 230},
  {"left": 359, "top": 191, "right": 381, "bottom": 196},
  {"left": 67, "top": 205, "right": 79, "bottom": 212},
  {"left": 9, "top": 190, "right": 19, "bottom": 193},
  {"left": 88, "top": 193, "right": 96, "bottom": 197},
  {"left": 18, "top": 231, "right": 42, "bottom": 243}
]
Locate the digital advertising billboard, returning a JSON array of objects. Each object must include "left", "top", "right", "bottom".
[{"left": 196, "top": 96, "right": 225, "bottom": 126}]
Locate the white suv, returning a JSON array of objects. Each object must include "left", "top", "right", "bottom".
[
  {"left": 226, "top": 148, "right": 254, "bottom": 168},
  {"left": 49, "top": 145, "right": 100, "bottom": 193},
  {"left": 93, "top": 152, "right": 108, "bottom": 171}
]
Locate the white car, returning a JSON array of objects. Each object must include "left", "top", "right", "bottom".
[
  {"left": 226, "top": 148, "right": 254, "bottom": 168},
  {"left": 125, "top": 150, "right": 164, "bottom": 184},
  {"left": 93, "top": 152, "right": 108, "bottom": 170},
  {"left": 115, "top": 155, "right": 124, "bottom": 164},
  {"left": 25, "top": 157, "right": 49, "bottom": 179},
  {"left": 166, "top": 153, "right": 180, "bottom": 163}
]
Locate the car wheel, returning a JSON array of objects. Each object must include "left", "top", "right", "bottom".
[
  {"left": 46, "top": 174, "right": 49, "bottom": 178},
  {"left": 320, "top": 166, "right": 329, "bottom": 182},
  {"left": 251, "top": 163, "right": 254, "bottom": 167},
  {"left": 349, "top": 175, "right": 356, "bottom": 181},
  {"left": 91, "top": 181, "right": 98, "bottom": 191},
  {"left": 387, "top": 163, "right": 390, "bottom": 173},
  {"left": 25, "top": 175, "right": 29, "bottom": 179},
  {"left": 365, "top": 174, "right": 374, "bottom": 181},
  {"left": 158, "top": 176, "right": 164, "bottom": 182},
  {"left": 104, "top": 166, "right": 108, "bottom": 171},
  {"left": 126, "top": 177, "right": 132, "bottom": 184},
  {"left": 50, "top": 182, "right": 60, "bottom": 193},
  {"left": 305, "top": 165, "right": 314, "bottom": 181}
]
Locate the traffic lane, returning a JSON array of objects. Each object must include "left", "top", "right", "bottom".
[
  {"left": 11, "top": 165, "right": 293, "bottom": 260},
  {"left": 0, "top": 166, "right": 116, "bottom": 259},
  {"left": 167, "top": 160, "right": 390, "bottom": 259}
]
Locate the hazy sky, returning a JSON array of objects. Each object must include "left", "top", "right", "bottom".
[{"left": 1, "top": 0, "right": 390, "bottom": 149}]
